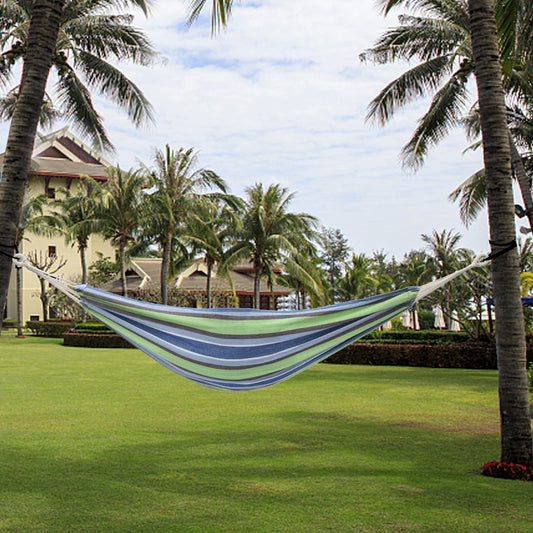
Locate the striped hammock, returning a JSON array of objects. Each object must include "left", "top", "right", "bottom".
[{"left": 14, "top": 254, "right": 487, "bottom": 391}]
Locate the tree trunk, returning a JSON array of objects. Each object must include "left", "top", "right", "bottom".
[
  {"left": 160, "top": 230, "right": 173, "bottom": 305},
  {"left": 119, "top": 242, "right": 128, "bottom": 298},
  {"left": 206, "top": 258, "right": 213, "bottom": 309},
  {"left": 0, "top": 0, "right": 65, "bottom": 334},
  {"left": 254, "top": 264, "right": 263, "bottom": 309},
  {"left": 16, "top": 265, "right": 24, "bottom": 336},
  {"left": 80, "top": 243, "right": 88, "bottom": 322},
  {"left": 80, "top": 242, "right": 88, "bottom": 284},
  {"left": 509, "top": 137, "right": 533, "bottom": 233},
  {"left": 468, "top": 0, "right": 533, "bottom": 467},
  {"left": 39, "top": 278, "right": 48, "bottom": 322}
]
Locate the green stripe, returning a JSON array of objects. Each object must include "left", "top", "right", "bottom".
[
  {"left": 82, "top": 290, "right": 417, "bottom": 337},
  {"left": 85, "top": 304, "right": 408, "bottom": 381}
]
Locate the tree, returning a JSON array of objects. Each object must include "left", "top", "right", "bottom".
[
  {"left": 26, "top": 250, "right": 67, "bottom": 322},
  {"left": 0, "top": 0, "right": 65, "bottom": 335},
  {"left": 0, "top": 0, "right": 155, "bottom": 150},
  {"left": 337, "top": 253, "right": 378, "bottom": 301},
  {"left": 185, "top": 195, "right": 243, "bottom": 308},
  {"left": 37, "top": 180, "right": 104, "bottom": 284},
  {"left": 13, "top": 194, "right": 49, "bottom": 335},
  {"left": 0, "top": 0, "right": 149, "bottom": 334},
  {"left": 142, "top": 145, "right": 228, "bottom": 305},
  {"left": 360, "top": 0, "right": 474, "bottom": 170},
  {"left": 227, "top": 183, "right": 318, "bottom": 309},
  {"left": 468, "top": 0, "right": 532, "bottom": 467},
  {"left": 319, "top": 227, "right": 351, "bottom": 304},
  {"left": 421, "top": 229, "right": 469, "bottom": 328},
  {"left": 98, "top": 166, "right": 147, "bottom": 298}
]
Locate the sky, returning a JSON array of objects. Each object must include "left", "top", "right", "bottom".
[{"left": 0, "top": 0, "right": 493, "bottom": 259}]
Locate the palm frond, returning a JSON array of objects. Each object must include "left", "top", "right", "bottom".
[
  {"left": 366, "top": 55, "right": 452, "bottom": 125},
  {"left": 448, "top": 169, "right": 486, "bottom": 226},
  {"left": 76, "top": 50, "right": 154, "bottom": 127},
  {"left": 55, "top": 65, "right": 113, "bottom": 151},
  {"left": 400, "top": 71, "right": 470, "bottom": 168}
]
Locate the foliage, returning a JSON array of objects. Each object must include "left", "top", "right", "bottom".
[
  {"left": 319, "top": 227, "right": 351, "bottom": 303},
  {"left": 25, "top": 320, "right": 74, "bottom": 337},
  {"left": 63, "top": 331, "right": 133, "bottom": 348},
  {"left": 326, "top": 341, "right": 501, "bottom": 369},
  {"left": 88, "top": 253, "right": 119, "bottom": 287},
  {"left": 73, "top": 323, "right": 114, "bottom": 334},
  {"left": 481, "top": 461, "right": 532, "bottom": 481},
  {"left": 0, "top": 0, "right": 156, "bottom": 149}
]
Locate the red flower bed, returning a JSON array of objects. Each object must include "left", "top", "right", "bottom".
[{"left": 481, "top": 461, "right": 532, "bottom": 481}]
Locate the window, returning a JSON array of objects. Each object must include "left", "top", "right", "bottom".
[
  {"left": 48, "top": 246, "right": 57, "bottom": 258},
  {"left": 47, "top": 187, "right": 56, "bottom": 199}
]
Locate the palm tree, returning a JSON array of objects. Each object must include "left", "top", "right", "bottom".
[
  {"left": 0, "top": 0, "right": 149, "bottom": 333},
  {"left": 142, "top": 145, "right": 228, "bottom": 305},
  {"left": 360, "top": 0, "right": 474, "bottom": 170},
  {"left": 227, "top": 183, "right": 318, "bottom": 309},
  {"left": 0, "top": 0, "right": 64, "bottom": 334},
  {"left": 185, "top": 195, "right": 243, "bottom": 308},
  {"left": 36, "top": 179, "right": 104, "bottom": 284},
  {"left": 0, "top": 0, "right": 155, "bottom": 150},
  {"left": 468, "top": 0, "right": 532, "bottom": 467},
  {"left": 338, "top": 253, "right": 379, "bottom": 301},
  {"left": 13, "top": 194, "right": 49, "bottom": 335},
  {"left": 98, "top": 166, "right": 147, "bottom": 297},
  {"left": 421, "top": 229, "right": 468, "bottom": 328},
  {"left": 278, "top": 248, "right": 327, "bottom": 309}
]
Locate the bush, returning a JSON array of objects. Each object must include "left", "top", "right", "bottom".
[
  {"left": 73, "top": 323, "right": 114, "bottom": 334},
  {"left": 25, "top": 321, "right": 75, "bottom": 337},
  {"left": 360, "top": 330, "right": 470, "bottom": 345},
  {"left": 481, "top": 461, "right": 532, "bottom": 481},
  {"left": 2, "top": 319, "right": 17, "bottom": 329},
  {"left": 63, "top": 332, "right": 134, "bottom": 348}
]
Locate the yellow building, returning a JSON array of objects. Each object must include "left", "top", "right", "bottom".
[{"left": 2, "top": 128, "right": 115, "bottom": 323}]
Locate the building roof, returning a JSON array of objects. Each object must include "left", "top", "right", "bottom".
[
  {"left": 0, "top": 127, "right": 111, "bottom": 181},
  {"left": 102, "top": 258, "right": 291, "bottom": 297}
]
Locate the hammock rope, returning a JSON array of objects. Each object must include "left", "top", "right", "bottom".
[{"left": 13, "top": 252, "right": 488, "bottom": 391}]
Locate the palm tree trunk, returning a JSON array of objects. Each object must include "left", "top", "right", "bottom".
[
  {"left": 0, "top": 0, "right": 65, "bottom": 334},
  {"left": 119, "top": 242, "right": 128, "bottom": 298},
  {"left": 39, "top": 278, "right": 48, "bottom": 322},
  {"left": 509, "top": 137, "right": 533, "bottom": 233},
  {"left": 469, "top": 0, "right": 532, "bottom": 467},
  {"left": 206, "top": 259, "right": 213, "bottom": 309},
  {"left": 16, "top": 265, "right": 24, "bottom": 336},
  {"left": 80, "top": 244, "right": 88, "bottom": 284},
  {"left": 79, "top": 243, "right": 88, "bottom": 322},
  {"left": 254, "top": 264, "right": 263, "bottom": 309},
  {"left": 160, "top": 230, "right": 173, "bottom": 305}
]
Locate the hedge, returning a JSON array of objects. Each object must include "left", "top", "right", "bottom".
[
  {"left": 360, "top": 330, "right": 470, "bottom": 344},
  {"left": 326, "top": 341, "right": 533, "bottom": 369},
  {"left": 25, "top": 321, "right": 75, "bottom": 337},
  {"left": 63, "top": 332, "right": 134, "bottom": 348},
  {"left": 72, "top": 323, "right": 114, "bottom": 334}
]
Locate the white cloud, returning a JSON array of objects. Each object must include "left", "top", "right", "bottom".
[{"left": 0, "top": 0, "right": 490, "bottom": 257}]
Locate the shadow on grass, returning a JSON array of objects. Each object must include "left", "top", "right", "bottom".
[{"left": 0, "top": 410, "right": 516, "bottom": 533}]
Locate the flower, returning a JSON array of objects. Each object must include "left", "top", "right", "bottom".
[{"left": 481, "top": 460, "right": 532, "bottom": 481}]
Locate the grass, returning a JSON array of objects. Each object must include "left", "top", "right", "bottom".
[{"left": 1, "top": 335, "right": 532, "bottom": 533}]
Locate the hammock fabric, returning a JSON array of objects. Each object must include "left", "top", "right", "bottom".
[
  {"left": 78, "top": 284, "right": 419, "bottom": 390},
  {"left": 13, "top": 253, "right": 487, "bottom": 391}
]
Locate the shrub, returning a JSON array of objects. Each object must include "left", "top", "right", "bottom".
[
  {"left": 63, "top": 332, "right": 133, "bottom": 348},
  {"left": 360, "top": 330, "right": 470, "bottom": 345},
  {"left": 481, "top": 461, "right": 532, "bottom": 481},
  {"left": 25, "top": 321, "right": 75, "bottom": 337},
  {"left": 73, "top": 323, "right": 114, "bottom": 334},
  {"left": 2, "top": 319, "right": 17, "bottom": 329}
]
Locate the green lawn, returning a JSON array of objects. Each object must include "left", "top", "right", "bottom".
[{"left": 1, "top": 335, "right": 532, "bottom": 533}]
